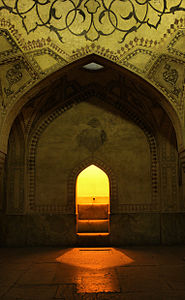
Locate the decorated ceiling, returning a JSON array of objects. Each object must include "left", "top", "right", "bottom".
[{"left": 0, "top": 0, "right": 185, "bottom": 153}]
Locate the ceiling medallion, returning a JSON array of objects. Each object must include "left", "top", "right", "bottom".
[{"left": 0, "top": 0, "right": 184, "bottom": 43}]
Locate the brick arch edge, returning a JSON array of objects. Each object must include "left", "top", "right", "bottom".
[
  {"left": 28, "top": 88, "right": 159, "bottom": 214},
  {"left": 67, "top": 157, "right": 117, "bottom": 214}
]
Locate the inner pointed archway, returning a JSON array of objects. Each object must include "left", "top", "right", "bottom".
[{"left": 76, "top": 164, "right": 110, "bottom": 236}]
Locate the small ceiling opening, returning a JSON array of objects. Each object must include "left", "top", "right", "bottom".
[{"left": 83, "top": 62, "right": 104, "bottom": 71}]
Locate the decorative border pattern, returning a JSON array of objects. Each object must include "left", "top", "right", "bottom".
[
  {"left": 119, "top": 48, "right": 157, "bottom": 74},
  {"left": 147, "top": 54, "right": 185, "bottom": 116},
  {"left": 28, "top": 86, "right": 159, "bottom": 214},
  {"left": 110, "top": 98, "right": 159, "bottom": 213},
  {"left": 70, "top": 37, "right": 158, "bottom": 61},
  {"left": 71, "top": 43, "right": 119, "bottom": 62},
  {"left": 1, "top": 16, "right": 183, "bottom": 59},
  {"left": 160, "top": 18, "right": 185, "bottom": 46},
  {"left": 0, "top": 29, "right": 20, "bottom": 61},
  {"left": 0, "top": 17, "right": 184, "bottom": 121},
  {"left": 0, "top": 18, "right": 69, "bottom": 59},
  {"left": 159, "top": 121, "right": 179, "bottom": 211},
  {"left": 22, "top": 37, "right": 69, "bottom": 60},
  {"left": 168, "top": 30, "right": 185, "bottom": 59},
  {"left": 27, "top": 48, "right": 67, "bottom": 75},
  {"left": 0, "top": 56, "right": 39, "bottom": 111}
]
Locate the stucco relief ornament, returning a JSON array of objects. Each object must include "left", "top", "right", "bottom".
[
  {"left": 4, "top": 64, "right": 23, "bottom": 96},
  {"left": 163, "top": 64, "right": 181, "bottom": 96},
  {"left": 0, "top": 0, "right": 184, "bottom": 43},
  {"left": 77, "top": 118, "right": 107, "bottom": 152}
]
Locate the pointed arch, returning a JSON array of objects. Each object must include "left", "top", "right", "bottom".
[
  {"left": 1, "top": 54, "right": 184, "bottom": 155},
  {"left": 76, "top": 164, "right": 110, "bottom": 205},
  {"left": 68, "top": 158, "right": 117, "bottom": 215},
  {"left": 26, "top": 86, "right": 159, "bottom": 213}
]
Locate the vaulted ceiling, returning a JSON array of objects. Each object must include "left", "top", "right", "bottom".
[{"left": 0, "top": 0, "right": 185, "bottom": 153}]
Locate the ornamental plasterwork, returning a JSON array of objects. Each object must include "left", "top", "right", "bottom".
[
  {"left": 0, "top": 0, "right": 184, "bottom": 136},
  {"left": 0, "top": 56, "right": 38, "bottom": 110},
  {"left": 0, "top": 0, "right": 184, "bottom": 45},
  {"left": 147, "top": 54, "right": 185, "bottom": 116},
  {"left": 0, "top": 0, "right": 184, "bottom": 54},
  {"left": 168, "top": 29, "right": 185, "bottom": 59},
  {"left": 26, "top": 48, "right": 67, "bottom": 76},
  {"left": 119, "top": 48, "right": 157, "bottom": 74}
]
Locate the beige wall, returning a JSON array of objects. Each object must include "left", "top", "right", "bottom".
[
  {"left": 3, "top": 74, "right": 182, "bottom": 246},
  {"left": 36, "top": 99, "right": 151, "bottom": 208}
]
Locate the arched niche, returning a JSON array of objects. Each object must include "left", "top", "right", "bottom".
[
  {"left": 75, "top": 164, "right": 110, "bottom": 235},
  {"left": 76, "top": 164, "right": 110, "bottom": 207},
  {"left": 27, "top": 95, "right": 158, "bottom": 214},
  {"left": 1, "top": 54, "right": 183, "bottom": 156},
  {"left": 69, "top": 158, "right": 116, "bottom": 215}
]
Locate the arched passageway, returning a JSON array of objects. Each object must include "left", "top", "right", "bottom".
[
  {"left": 1, "top": 54, "right": 185, "bottom": 247},
  {"left": 76, "top": 164, "right": 110, "bottom": 235},
  {"left": 0, "top": 54, "right": 184, "bottom": 154}
]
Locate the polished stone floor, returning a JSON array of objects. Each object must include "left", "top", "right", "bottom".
[{"left": 0, "top": 246, "right": 185, "bottom": 299}]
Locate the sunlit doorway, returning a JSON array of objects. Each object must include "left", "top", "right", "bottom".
[{"left": 76, "top": 164, "right": 110, "bottom": 236}]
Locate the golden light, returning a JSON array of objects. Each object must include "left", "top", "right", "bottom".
[
  {"left": 56, "top": 248, "right": 134, "bottom": 269},
  {"left": 56, "top": 248, "right": 134, "bottom": 293},
  {"left": 76, "top": 165, "right": 110, "bottom": 235},
  {"left": 76, "top": 164, "right": 109, "bottom": 205}
]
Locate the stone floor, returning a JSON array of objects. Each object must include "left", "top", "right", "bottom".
[{"left": 0, "top": 246, "right": 185, "bottom": 299}]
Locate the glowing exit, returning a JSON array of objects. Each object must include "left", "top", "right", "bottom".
[
  {"left": 76, "top": 164, "right": 109, "bottom": 205},
  {"left": 76, "top": 164, "right": 110, "bottom": 235}
]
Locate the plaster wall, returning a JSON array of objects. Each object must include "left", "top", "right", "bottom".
[
  {"left": 2, "top": 89, "right": 182, "bottom": 246},
  {"left": 1, "top": 213, "right": 185, "bottom": 246},
  {"left": 36, "top": 100, "right": 151, "bottom": 208},
  {"left": 0, "top": 1, "right": 184, "bottom": 247}
]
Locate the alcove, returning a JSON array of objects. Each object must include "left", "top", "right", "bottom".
[
  {"left": 2, "top": 54, "right": 182, "bottom": 246},
  {"left": 76, "top": 165, "right": 110, "bottom": 235}
]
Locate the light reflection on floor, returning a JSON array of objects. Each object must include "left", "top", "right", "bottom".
[{"left": 56, "top": 247, "right": 134, "bottom": 293}]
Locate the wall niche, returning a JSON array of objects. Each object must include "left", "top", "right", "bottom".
[
  {"left": 3, "top": 63, "right": 181, "bottom": 246},
  {"left": 28, "top": 97, "right": 157, "bottom": 214}
]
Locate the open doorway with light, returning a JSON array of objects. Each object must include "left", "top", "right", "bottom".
[{"left": 76, "top": 164, "right": 110, "bottom": 236}]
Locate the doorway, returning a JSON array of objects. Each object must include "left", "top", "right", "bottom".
[{"left": 76, "top": 164, "right": 110, "bottom": 235}]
